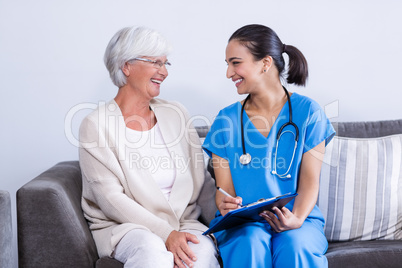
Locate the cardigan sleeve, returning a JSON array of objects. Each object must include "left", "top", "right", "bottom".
[{"left": 79, "top": 115, "right": 175, "bottom": 242}]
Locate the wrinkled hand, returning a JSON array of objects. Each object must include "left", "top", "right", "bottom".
[
  {"left": 259, "top": 206, "right": 303, "bottom": 232},
  {"left": 165, "top": 230, "right": 199, "bottom": 268},
  {"left": 218, "top": 195, "right": 242, "bottom": 216}
]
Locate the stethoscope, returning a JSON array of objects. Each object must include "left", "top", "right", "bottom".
[{"left": 239, "top": 86, "right": 299, "bottom": 179}]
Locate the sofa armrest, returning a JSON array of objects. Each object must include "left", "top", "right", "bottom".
[
  {"left": 0, "top": 190, "right": 13, "bottom": 268},
  {"left": 17, "top": 161, "right": 99, "bottom": 268}
]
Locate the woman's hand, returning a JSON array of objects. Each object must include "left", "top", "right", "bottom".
[
  {"left": 218, "top": 195, "right": 243, "bottom": 216},
  {"left": 165, "top": 230, "right": 199, "bottom": 268},
  {"left": 259, "top": 206, "right": 303, "bottom": 232}
]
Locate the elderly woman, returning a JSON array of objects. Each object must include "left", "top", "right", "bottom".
[{"left": 79, "top": 26, "right": 220, "bottom": 268}]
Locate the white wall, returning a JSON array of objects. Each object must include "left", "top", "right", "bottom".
[{"left": 1, "top": 0, "right": 401, "bottom": 266}]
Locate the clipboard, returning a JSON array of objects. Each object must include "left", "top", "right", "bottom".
[{"left": 203, "top": 192, "right": 298, "bottom": 235}]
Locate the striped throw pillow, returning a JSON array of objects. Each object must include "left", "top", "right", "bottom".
[{"left": 318, "top": 134, "right": 402, "bottom": 242}]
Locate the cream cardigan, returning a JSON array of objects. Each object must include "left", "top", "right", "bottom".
[{"left": 79, "top": 98, "right": 215, "bottom": 257}]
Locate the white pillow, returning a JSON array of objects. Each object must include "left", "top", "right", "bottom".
[{"left": 318, "top": 134, "right": 402, "bottom": 242}]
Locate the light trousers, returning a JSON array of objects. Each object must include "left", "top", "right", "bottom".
[{"left": 113, "top": 228, "right": 220, "bottom": 268}]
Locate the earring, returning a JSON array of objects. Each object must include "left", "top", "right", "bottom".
[{"left": 264, "top": 69, "right": 267, "bottom": 72}]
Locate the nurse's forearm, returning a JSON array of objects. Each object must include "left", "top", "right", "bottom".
[
  {"left": 292, "top": 141, "right": 325, "bottom": 221},
  {"left": 292, "top": 186, "right": 318, "bottom": 221}
]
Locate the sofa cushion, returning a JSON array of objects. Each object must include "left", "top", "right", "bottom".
[
  {"left": 96, "top": 257, "right": 124, "bottom": 268},
  {"left": 318, "top": 134, "right": 402, "bottom": 242},
  {"left": 326, "top": 240, "right": 402, "bottom": 268}
]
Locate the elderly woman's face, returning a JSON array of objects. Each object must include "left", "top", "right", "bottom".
[{"left": 123, "top": 56, "right": 169, "bottom": 99}]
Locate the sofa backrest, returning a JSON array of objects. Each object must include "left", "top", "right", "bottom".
[{"left": 333, "top": 119, "right": 402, "bottom": 138}]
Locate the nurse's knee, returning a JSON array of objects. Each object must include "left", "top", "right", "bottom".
[
  {"left": 280, "top": 229, "right": 303, "bottom": 246},
  {"left": 223, "top": 223, "right": 272, "bottom": 248},
  {"left": 273, "top": 225, "right": 327, "bottom": 258}
]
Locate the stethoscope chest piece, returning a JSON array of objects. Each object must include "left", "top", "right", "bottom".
[{"left": 240, "top": 153, "right": 252, "bottom": 165}]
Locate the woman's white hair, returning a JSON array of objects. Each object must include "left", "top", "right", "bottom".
[{"left": 104, "top": 26, "right": 172, "bottom": 87}]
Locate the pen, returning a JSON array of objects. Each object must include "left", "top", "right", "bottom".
[{"left": 216, "top": 187, "right": 242, "bottom": 207}]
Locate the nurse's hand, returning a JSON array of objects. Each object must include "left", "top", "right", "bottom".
[
  {"left": 259, "top": 206, "right": 303, "bottom": 232},
  {"left": 218, "top": 195, "right": 243, "bottom": 216}
]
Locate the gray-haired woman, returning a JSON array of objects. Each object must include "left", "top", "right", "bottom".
[{"left": 79, "top": 26, "right": 219, "bottom": 268}]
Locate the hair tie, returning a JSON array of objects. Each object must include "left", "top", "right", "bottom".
[{"left": 282, "top": 44, "right": 287, "bottom": 54}]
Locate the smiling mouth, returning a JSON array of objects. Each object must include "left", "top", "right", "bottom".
[
  {"left": 234, "top": 78, "right": 243, "bottom": 87},
  {"left": 151, "top": 79, "right": 162, "bottom": 84}
]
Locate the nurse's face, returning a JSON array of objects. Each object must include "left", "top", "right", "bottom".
[{"left": 225, "top": 40, "right": 265, "bottom": 95}]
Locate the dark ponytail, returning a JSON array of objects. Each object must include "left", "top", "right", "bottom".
[{"left": 229, "top": 24, "right": 308, "bottom": 86}]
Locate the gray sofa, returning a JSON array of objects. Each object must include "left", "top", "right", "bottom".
[
  {"left": 1, "top": 190, "right": 13, "bottom": 268},
  {"left": 17, "top": 120, "right": 402, "bottom": 268}
]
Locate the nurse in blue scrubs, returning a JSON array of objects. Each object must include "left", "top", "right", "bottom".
[{"left": 203, "top": 24, "right": 335, "bottom": 268}]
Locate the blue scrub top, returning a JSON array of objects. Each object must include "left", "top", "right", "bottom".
[{"left": 203, "top": 92, "right": 335, "bottom": 222}]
